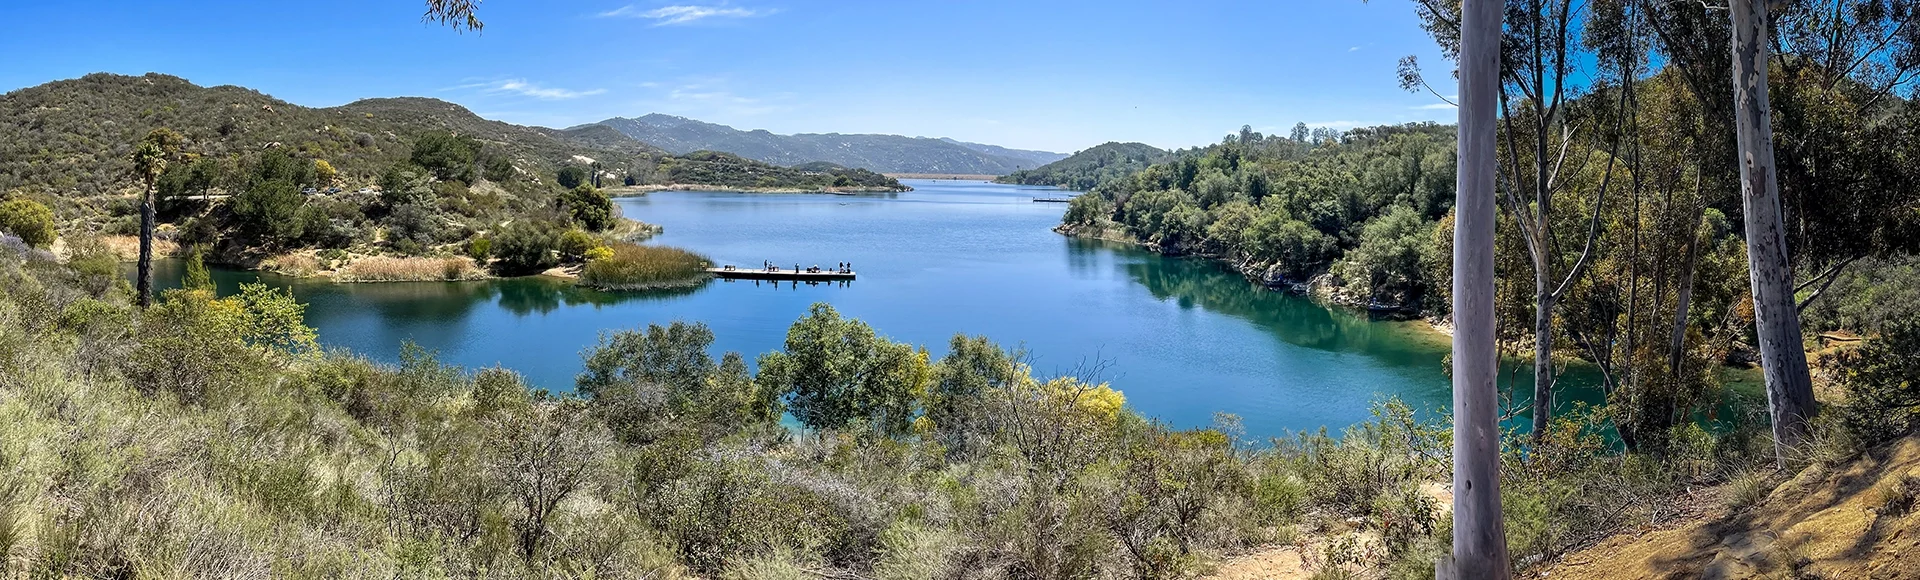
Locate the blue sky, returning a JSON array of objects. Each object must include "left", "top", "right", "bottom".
[{"left": 0, "top": 1, "right": 1456, "bottom": 153}]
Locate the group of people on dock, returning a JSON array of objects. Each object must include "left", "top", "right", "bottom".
[{"left": 759, "top": 260, "right": 852, "bottom": 274}]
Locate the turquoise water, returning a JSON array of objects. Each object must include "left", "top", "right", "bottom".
[{"left": 147, "top": 179, "right": 1647, "bottom": 438}]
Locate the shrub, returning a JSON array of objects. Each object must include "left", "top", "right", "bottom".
[
  {"left": 468, "top": 237, "right": 493, "bottom": 261},
  {"left": 1835, "top": 316, "right": 1920, "bottom": 446},
  {"left": 492, "top": 221, "right": 562, "bottom": 275},
  {"left": 230, "top": 178, "right": 306, "bottom": 247},
  {"left": 562, "top": 185, "right": 616, "bottom": 231},
  {"left": 558, "top": 228, "right": 603, "bottom": 261},
  {"left": 410, "top": 131, "right": 479, "bottom": 183},
  {"left": 0, "top": 198, "right": 56, "bottom": 248},
  {"left": 578, "top": 243, "right": 710, "bottom": 290},
  {"left": 557, "top": 166, "right": 588, "bottom": 189}
]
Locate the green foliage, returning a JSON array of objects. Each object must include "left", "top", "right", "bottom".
[
  {"left": 379, "top": 162, "right": 436, "bottom": 207},
  {"left": 1834, "top": 316, "right": 1920, "bottom": 445},
  {"left": 578, "top": 322, "right": 769, "bottom": 444},
  {"left": 467, "top": 236, "right": 493, "bottom": 261},
  {"left": 1000, "top": 142, "right": 1170, "bottom": 190},
  {"left": 490, "top": 220, "right": 562, "bottom": 274},
  {"left": 925, "top": 334, "right": 1020, "bottom": 455},
  {"left": 183, "top": 247, "right": 214, "bottom": 293},
  {"left": 1063, "top": 124, "right": 1455, "bottom": 298},
  {"left": 229, "top": 178, "right": 305, "bottom": 247},
  {"left": 561, "top": 185, "right": 615, "bottom": 231},
  {"left": 557, "top": 228, "right": 602, "bottom": 260},
  {"left": 578, "top": 243, "right": 711, "bottom": 290},
  {"left": 0, "top": 198, "right": 56, "bottom": 248},
  {"left": 410, "top": 130, "right": 479, "bottom": 183},
  {"left": 556, "top": 166, "right": 588, "bottom": 190},
  {"left": 756, "top": 303, "right": 931, "bottom": 436}
]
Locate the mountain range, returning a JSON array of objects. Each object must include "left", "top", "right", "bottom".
[{"left": 580, "top": 114, "right": 1067, "bottom": 175}]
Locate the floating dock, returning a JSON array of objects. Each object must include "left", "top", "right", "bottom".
[
  {"left": 1032, "top": 197, "right": 1073, "bottom": 203},
  {"left": 707, "top": 267, "right": 855, "bottom": 281}
]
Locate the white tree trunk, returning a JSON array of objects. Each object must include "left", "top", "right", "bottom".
[
  {"left": 1445, "top": 0, "right": 1512, "bottom": 576},
  {"left": 1729, "top": 0, "right": 1816, "bottom": 469}
]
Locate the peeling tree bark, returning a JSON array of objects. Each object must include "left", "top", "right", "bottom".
[{"left": 1729, "top": 0, "right": 1817, "bottom": 468}]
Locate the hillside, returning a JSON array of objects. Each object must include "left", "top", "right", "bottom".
[
  {"left": 1548, "top": 435, "right": 1920, "bottom": 579},
  {"left": 0, "top": 73, "right": 902, "bottom": 208},
  {"left": 994, "top": 141, "right": 1169, "bottom": 190},
  {"left": 937, "top": 137, "right": 1068, "bottom": 167},
  {"left": 585, "top": 114, "right": 1061, "bottom": 174}
]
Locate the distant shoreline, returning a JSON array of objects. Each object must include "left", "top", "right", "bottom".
[
  {"left": 603, "top": 183, "right": 911, "bottom": 197},
  {"left": 883, "top": 173, "right": 1001, "bottom": 181}
]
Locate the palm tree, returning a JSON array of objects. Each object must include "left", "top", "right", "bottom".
[{"left": 130, "top": 128, "right": 182, "bottom": 309}]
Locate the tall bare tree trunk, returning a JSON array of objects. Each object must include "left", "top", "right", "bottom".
[
  {"left": 137, "top": 186, "right": 155, "bottom": 309},
  {"left": 1729, "top": 0, "right": 1816, "bottom": 468},
  {"left": 1443, "top": 0, "right": 1512, "bottom": 576}
]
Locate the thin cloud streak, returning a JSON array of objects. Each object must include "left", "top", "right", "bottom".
[
  {"left": 458, "top": 79, "right": 607, "bottom": 100},
  {"left": 598, "top": 4, "right": 773, "bottom": 26}
]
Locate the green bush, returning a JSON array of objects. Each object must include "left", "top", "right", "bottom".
[
  {"left": 558, "top": 228, "right": 602, "bottom": 260},
  {"left": 491, "top": 221, "right": 562, "bottom": 274},
  {"left": 0, "top": 198, "right": 56, "bottom": 248},
  {"left": 1835, "top": 316, "right": 1920, "bottom": 446},
  {"left": 562, "top": 185, "right": 615, "bottom": 231},
  {"left": 557, "top": 166, "right": 588, "bottom": 190}
]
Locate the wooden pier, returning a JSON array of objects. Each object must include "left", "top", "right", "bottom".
[{"left": 707, "top": 267, "right": 855, "bottom": 281}]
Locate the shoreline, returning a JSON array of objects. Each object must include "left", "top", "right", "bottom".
[{"left": 604, "top": 183, "right": 911, "bottom": 197}]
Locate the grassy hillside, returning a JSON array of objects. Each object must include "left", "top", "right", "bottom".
[
  {"left": 995, "top": 142, "right": 1170, "bottom": 190},
  {"left": 0, "top": 73, "right": 903, "bottom": 208},
  {"left": 589, "top": 114, "right": 1054, "bottom": 175},
  {"left": 0, "top": 73, "right": 904, "bottom": 278}
]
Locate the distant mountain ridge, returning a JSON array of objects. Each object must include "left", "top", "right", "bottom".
[{"left": 581, "top": 114, "right": 1066, "bottom": 175}]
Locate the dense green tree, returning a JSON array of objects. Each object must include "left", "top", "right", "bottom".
[
  {"left": 756, "top": 303, "right": 931, "bottom": 436},
  {"left": 926, "top": 334, "right": 1022, "bottom": 455},
  {"left": 230, "top": 179, "right": 305, "bottom": 247},
  {"left": 560, "top": 185, "right": 615, "bottom": 231},
  {"left": 409, "top": 131, "right": 479, "bottom": 183},
  {"left": 0, "top": 198, "right": 56, "bottom": 248},
  {"left": 1338, "top": 205, "right": 1437, "bottom": 306},
  {"left": 555, "top": 166, "right": 588, "bottom": 190},
  {"left": 490, "top": 220, "right": 562, "bottom": 274}
]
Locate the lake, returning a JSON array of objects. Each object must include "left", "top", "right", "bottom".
[{"left": 148, "top": 179, "right": 1660, "bottom": 438}]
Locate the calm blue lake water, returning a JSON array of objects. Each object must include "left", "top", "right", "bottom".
[{"left": 150, "top": 179, "right": 1662, "bottom": 438}]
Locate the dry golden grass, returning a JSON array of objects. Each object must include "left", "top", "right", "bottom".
[
  {"left": 262, "top": 252, "right": 325, "bottom": 277},
  {"left": 336, "top": 256, "right": 486, "bottom": 282}
]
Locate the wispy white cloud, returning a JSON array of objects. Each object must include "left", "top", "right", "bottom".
[
  {"left": 1305, "top": 120, "right": 1368, "bottom": 130},
  {"left": 1412, "top": 103, "right": 1457, "bottom": 110},
  {"left": 458, "top": 79, "right": 606, "bottom": 100},
  {"left": 598, "top": 4, "right": 774, "bottom": 25}
]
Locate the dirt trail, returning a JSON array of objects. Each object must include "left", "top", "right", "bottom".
[
  {"left": 1549, "top": 436, "right": 1920, "bottom": 580},
  {"left": 1205, "top": 482, "right": 1455, "bottom": 580}
]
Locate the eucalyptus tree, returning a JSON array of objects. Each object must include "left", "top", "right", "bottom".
[
  {"left": 1448, "top": 1, "right": 1513, "bottom": 575},
  {"left": 1404, "top": 0, "right": 1624, "bottom": 440}
]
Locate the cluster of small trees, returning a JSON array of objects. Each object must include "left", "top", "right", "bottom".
[{"left": 1062, "top": 123, "right": 1458, "bottom": 309}]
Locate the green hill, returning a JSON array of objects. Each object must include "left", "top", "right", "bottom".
[
  {"left": 0, "top": 73, "right": 904, "bottom": 207},
  {"left": 994, "top": 142, "right": 1170, "bottom": 190},
  {"left": 0, "top": 73, "right": 906, "bottom": 274}
]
